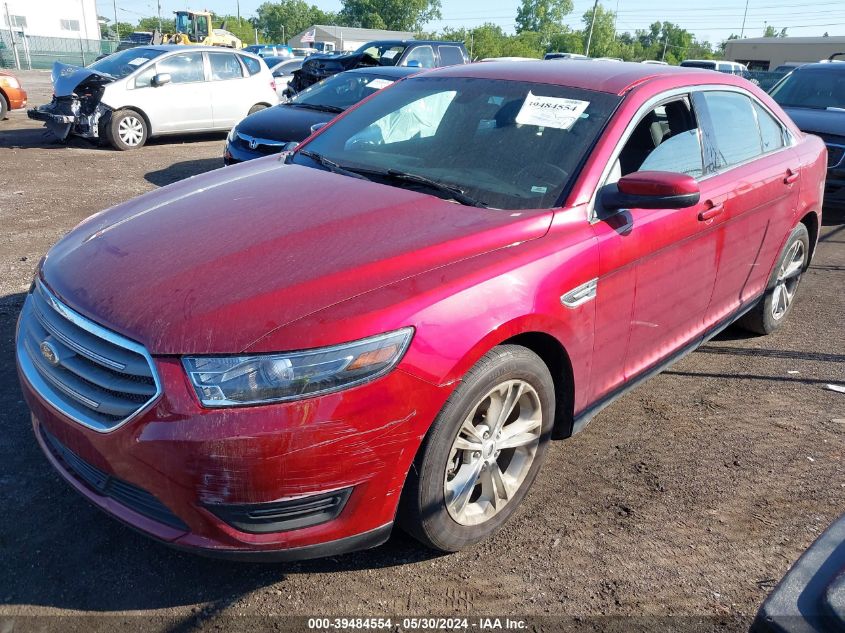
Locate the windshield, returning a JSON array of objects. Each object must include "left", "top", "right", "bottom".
[
  {"left": 355, "top": 43, "right": 407, "bottom": 66},
  {"left": 88, "top": 47, "right": 165, "bottom": 79},
  {"left": 294, "top": 76, "right": 620, "bottom": 210},
  {"left": 770, "top": 69, "right": 845, "bottom": 109},
  {"left": 292, "top": 72, "right": 399, "bottom": 111}
]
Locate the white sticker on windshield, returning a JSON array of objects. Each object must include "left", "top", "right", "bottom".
[
  {"left": 366, "top": 78, "right": 393, "bottom": 90},
  {"left": 128, "top": 57, "right": 149, "bottom": 66},
  {"left": 515, "top": 92, "right": 590, "bottom": 130},
  {"left": 382, "top": 49, "right": 399, "bottom": 59}
]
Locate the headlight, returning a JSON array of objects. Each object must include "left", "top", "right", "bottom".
[
  {"left": 0, "top": 76, "right": 19, "bottom": 89},
  {"left": 183, "top": 327, "right": 414, "bottom": 407},
  {"left": 227, "top": 125, "right": 237, "bottom": 143}
]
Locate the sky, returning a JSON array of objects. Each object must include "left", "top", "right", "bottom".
[{"left": 94, "top": 0, "right": 845, "bottom": 48}]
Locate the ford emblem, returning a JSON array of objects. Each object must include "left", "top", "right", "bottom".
[{"left": 39, "top": 340, "right": 60, "bottom": 367}]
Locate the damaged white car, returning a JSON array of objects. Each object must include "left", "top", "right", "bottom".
[{"left": 28, "top": 45, "right": 279, "bottom": 150}]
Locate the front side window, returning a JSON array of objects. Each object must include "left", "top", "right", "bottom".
[
  {"left": 699, "top": 91, "right": 763, "bottom": 168},
  {"left": 134, "top": 66, "right": 156, "bottom": 89},
  {"left": 157, "top": 52, "right": 205, "bottom": 84},
  {"left": 617, "top": 98, "right": 704, "bottom": 179},
  {"left": 356, "top": 43, "right": 406, "bottom": 66},
  {"left": 209, "top": 53, "right": 244, "bottom": 81},
  {"left": 402, "top": 45, "right": 436, "bottom": 69},
  {"left": 296, "top": 76, "right": 621, "bottom": 210}
]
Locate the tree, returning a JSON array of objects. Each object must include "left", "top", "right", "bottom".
[
  {"left": 763, "top": 25, "right": 788, "bottom": 37},
  {"left": 99, "top": 16, "right": 134, "bottom": 39},
  {"left": 515, "top": 0, "right": 573, "bottom": 45},
  {"left": 339, "top": 0, "right": 442, "bottom": 31},
  {"left": 215, "top": 15, "right": 260, "bottom": 44},
  {"left": 137, "top": 17, "right": 175, "bottom": 33},
  {"left": 582, "top": 4, "right": 616, "bottom": 57},
  {"left": 254, "top": 0, "right": 337, "bottom": 43}
]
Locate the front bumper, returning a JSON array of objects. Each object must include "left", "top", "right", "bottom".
[
  {"left": 223, "top": 133, "right": 289, "bottom": 165},
  {"left": 18, "top": 321, "right": 452, "bottom": 559},
  {"left": 6, "top": 87, "right": 27, "bottom": 110},
  {"left": 28, "top": 98, "right": 106, "bottom": 141}
]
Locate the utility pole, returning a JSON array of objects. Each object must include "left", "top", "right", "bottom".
[
  {"left": 584, "top": 0, "right": 600, "bottom": 57},
  {"left": 4, "top": 2, "right": 20, "bottom": 70},
  {"left": 157, "top": 0, "right": 162, "bottom": 32},
  {"left": 613, "top": 0, "right": 620, "bottom": 37},
  {"left": 661, "top": 34, "right": 668, "bottom": 61},
  {"left": 740, "top": 0, "right": 749, "bottom": 37},
  {"left": 113, "top": 0, "right": 119, "bottom": 40}
]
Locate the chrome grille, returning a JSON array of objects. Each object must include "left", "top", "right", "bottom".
[
  {"left": 234, "top": 131, "right": 288, "bottom": 154},
  {"left": 16, "top": 280, "right": 161, "bottom": 432}
]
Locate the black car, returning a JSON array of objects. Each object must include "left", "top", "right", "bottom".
[
  {"left": 288, "top": 39, "right": 468, "bottom": 94},
  {"left": 770, "top": 54, "right": 845, "bottom": 207},
  {"left": 224, "top": 66, "right": 419, "bottom": 165}
]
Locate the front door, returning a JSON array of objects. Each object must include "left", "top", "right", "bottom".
[
  {"left": 141, "top": 51, "right": 213, "bottom": 133},
  {"left": 207, "top": 52, "right": 250, "bottom": 129}
]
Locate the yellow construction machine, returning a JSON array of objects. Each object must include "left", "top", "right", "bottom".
[{"left": 167, "top": 11, "right": 245, "bottom": 48}]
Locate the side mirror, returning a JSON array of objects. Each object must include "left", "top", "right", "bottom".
[
  {"left": 601, "top": 171, "right": 700, "bottom": 210},
  {"left": 309, "top": 122, "right": 328, "bottom": 134},
  {"left": 151, "top": 73, "right": 172, "bottom": 87}
]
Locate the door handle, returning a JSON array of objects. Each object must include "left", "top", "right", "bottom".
[
  {"left": 698, "top": 202, "right": 724, "bottom": 221},
  {"left": 784, "top": 168, "right": 799, "bottom": 185}
]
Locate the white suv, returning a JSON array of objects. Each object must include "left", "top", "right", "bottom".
[{"left": 29, "top": 45, "right": 279, "bottom": 150}]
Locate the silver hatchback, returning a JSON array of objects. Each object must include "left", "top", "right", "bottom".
[{"left": 28, "top": 45, "right": 279, "bottom": 150}]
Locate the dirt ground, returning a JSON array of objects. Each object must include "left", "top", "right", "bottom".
[{"left": 0, "top": 70, "right": 843, "bottom": 633}]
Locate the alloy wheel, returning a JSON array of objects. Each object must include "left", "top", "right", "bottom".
[
  {"left": 444, "top": 379, "right": 542, "bottom": 526},
  {"left": 118, "top": 116, "right": 144, "bottom": 147},
  {"left": 771, "top": 240, "right": 805, "bottom": 320}
]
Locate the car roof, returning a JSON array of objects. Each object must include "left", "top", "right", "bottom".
[
  {"left": 790, "top": 61, "right": 845, "bottom": 72},
  {"left": 359, "top": 40, "right": 463, "bottom": 47},
  {"left": 141, "top": 44, "right": 256, "bottom": 55},
  {"left": 342, "top": 66, "right": 421, "bottom": 78},
  {"left": 423, "top": 60, "right": 744, "bottom": 95}
]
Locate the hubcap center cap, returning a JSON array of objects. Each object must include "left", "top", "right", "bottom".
[{"left": 482, "top": 440, "right": 495, "bottom": 460}]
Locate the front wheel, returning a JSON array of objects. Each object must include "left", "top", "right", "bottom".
[
  {"left": 399, "top": 345, "right": 555, "bottom": 552},
  {"left": 107, "top": 110, "right": 148, "bottom": 150},
  {"left": 739, "top": 223, "right": 810, "bottom": 335}
]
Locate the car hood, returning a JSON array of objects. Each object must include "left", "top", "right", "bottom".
[
  {"left": 50, "top": 61, "right": 114, "bottom": 97},
  {"left": 236, "top": 104, "right": 334, "bottom": 143},
  {"left": 40, "top": 159, "right": 553, "bottom": 355},
  {"left": 783, "top": 106, "right": 845, "bottom": 140}
]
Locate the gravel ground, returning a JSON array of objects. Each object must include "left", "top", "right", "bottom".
[{"left": 0, "top": 70, "right": 843, "bottom": 633}]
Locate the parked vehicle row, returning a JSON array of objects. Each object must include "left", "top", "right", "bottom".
[{"left": 16, "top": 59, "right": 827, "bottom": 561}]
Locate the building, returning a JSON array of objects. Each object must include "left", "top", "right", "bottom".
[
  {"left": 3, "top": 0, "right": 99, "bottom": 40},
  {"left": 724, "top": 35, "right": 845, "bottom": 71},
  {"left": 289, "top": 25, "right": 415, "bottom": 53}
]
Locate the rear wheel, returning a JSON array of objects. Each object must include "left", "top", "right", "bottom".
[
  {"left": 739, "top": 223, "right": 809, "bottom": 335},
  {"left": 0, "top": 93, "right": 8, "bottom": 120},
  {"left": 247, "top": 104, "right": 267, "bottom": 116},
  {"left": 399, "top": 345, "right": 555, "bottom": 552},
  {"left": 108, "top": 110, "right": 148, "bottom": 150}
]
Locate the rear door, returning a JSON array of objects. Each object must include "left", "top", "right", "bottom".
[
  {"left": 138, "top": 51, "right": 212, "bottom": 133},
  {"left": 207, "top": 51, "right": 251, "bottom": 129},
  {"left": 692, "top": 89, "right": 800, "bottom": 327}
]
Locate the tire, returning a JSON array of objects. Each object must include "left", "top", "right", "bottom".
[
  {"left": 398, "top": 345, "right": 555, "bottom": 552},
  {"left": 738, "top": 223, "right": 810, "bottom": 335},
  {"left": 107, "top": 110, "right": 148, "bottom": 150},
  {"left": 247, "top": 104, "right": 267, "bottom": 116},
  {"left": 0, "top": 93, "right": 8, "bottom": 120}
]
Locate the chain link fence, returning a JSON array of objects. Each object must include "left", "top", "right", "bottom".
[{"left": 0, "top": 31, "right": 118, "bottom": 70}]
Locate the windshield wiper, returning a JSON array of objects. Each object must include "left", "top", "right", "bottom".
[
  {"left": 296, "top": 150, "right": 370, "bottom": 180},
  {"left": 289, "top": 103, "right": 344, "bottom": 113},
  {"left": 378, "top": 170, "right": 488, "bottom": 207}
]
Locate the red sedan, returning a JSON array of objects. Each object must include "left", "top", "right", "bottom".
[{"left": 16, "top": 61, "right": 826, "bottom": 560}]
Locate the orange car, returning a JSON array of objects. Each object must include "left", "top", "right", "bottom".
[{"left": 0, "top": 70, "right": 27, "bottom": 119}]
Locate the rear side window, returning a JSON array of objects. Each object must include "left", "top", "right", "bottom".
[
  {"left": 209, "top": 53, "right": 244, "bottom": 81},
  {"left": 438, "top": 45, "right": 466, "bottom": 66},
  {"left": 700, "top": 91, "right": 762, "bottom": 168},
  {"left": 239, "top": 54, "right": 262, "bottom": 76},
  {"left": 753, "top": 102, "right": 785, "bottom": 152}
]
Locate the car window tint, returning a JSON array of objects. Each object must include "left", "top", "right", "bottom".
[
  {"left": 701, "top": 91, "right": 763, "bottom": 168},
  {"left": 134, "top": 66, "right": 155, "bottom": 89},
  {"left": 157, "top": 52, "right": 205, "bottom": 84},
  {"left": 753, "top": 102, "right": 785, "bottom": 152},
  {"left": 618, "top": 97, "right": 704, "bottom": 178},
  {"left": 439, "top": 45, "right": 465, "bottom": 66},
  {"left": 209, "top": 53, "right": 244, "bottom": 81},
  {"left": 238, "top": 54, "right": 261, "bottom": 76},
  {"left": 403, "top": 45, "right": 435, "bottom": 68}
]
